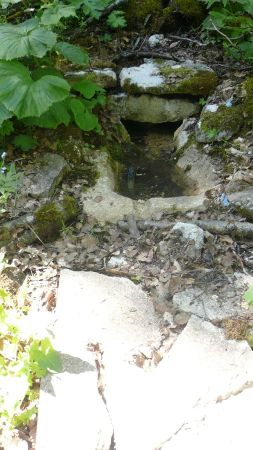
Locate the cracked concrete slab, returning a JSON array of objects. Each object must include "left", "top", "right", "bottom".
[
  {"left": 36, "top": 352, "right": 113, "bottom": 450},
  {"left": 103, "top": 316, "right": 253, "bottom": 450},
  {"left": 36, "top": 272, "right": 253, "bottom": 450}
]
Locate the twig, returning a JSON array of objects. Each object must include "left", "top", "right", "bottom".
[
  {"left": 113, "top": 50, "right": 182, "bottom": 62},
  {"left": 26, "top": 223, "right": 46, "bottom": 247},
  {"left": 166, "top": 34, "right": 208, "bottom": 47},
  {"left": 210, "top": 19, "right": 236, "bottom": 48}
]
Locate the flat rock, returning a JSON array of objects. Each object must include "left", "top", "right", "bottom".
[
  {"left": 65, "top": 68, "right": 117, "bottom": 88},
  {"left": 175, "top": 145, "right": 220, "bottom": 194},
  {"left": 53, "top": 270, "right": 162, "bottom": 359},
  {"left": 109, "top": 93, "right": 200, "bottom": 123},
  {"left": 20, "top": 153, "right": 69, "bottom": 199},
  {"left": 120, "top": 59, "right": 217, "bottom": 96},
  {"left": 173, "top": 287, "right": 242, "bottom": 321},
  {"left": 103, "top": 315, "right": 253, "bottom": 450},
  {"left": 229, "top": 188, "right": 253, "bottom": 220},
  {"left": 36, "top": 353, "right": 113, "bottom": 450}
]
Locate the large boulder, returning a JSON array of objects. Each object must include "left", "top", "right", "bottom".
[
  {"left": 109, "top": 93, "right": 200, "bottom": 123},
  {"left": 120, "top": 59, "right": 217, "bottom": 96}
]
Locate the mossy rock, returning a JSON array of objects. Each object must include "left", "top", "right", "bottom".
[
  {"left": 34, "top": 196, "right": 78, "bottom": 242},
  {"left": 120, "top": 60, "right": 218, "bottom": 97},
  {"left": 0, "top": 227, "right": 11, "bottom": 248},
  {"left": 123, "top": 0, "right": 205, "bottom": 31},
  {"left": 243, "top": 77, "right": 253, "bottom": 123},
  {"left": 196, "top": 104, "right": 244, "bottom": 143}
]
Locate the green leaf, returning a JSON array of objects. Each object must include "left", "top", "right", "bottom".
[
  {"left": 0, "top": 0, "right": 21, "bottom": 8},
  {"left": 13, "top": 135, "right": 38, "bottom": 151},
  {"left": 32, "top": 67, "right": 64, "bottom": 81},
  {"left": 0, "top": 18, "right": 57, "bottom": 60},
  {"left": 30, "top": 338, "right": 62, "bottom": 373},
  {"left": 24, "top": 100, "right": 71, "bottom": 129},
  {"left": 0, "top": 120, "right": 14, "bottom": 137},
  {"left": 72, "top": 79, "right": 104, "bottom": 99},
  {"left": 107, "top": 10, "right": 126, "bottom": 29},
  {"left": 70, "top": 98, "right": 99, "bottom": 131},
  {"left": 55, "top": 42, "right": 89, "bottom": 65},
  {"left": 0, "top": 61, "right": 70, "bottom": 119},
  {"left": 41, "top": 2, "right": 77, "bottom": 26},
  {"left": 244, "top": 284, "right": 253, "bottom": 305},
  {"left": 0, "top": 103, "right": 13, "bottom": 127}
]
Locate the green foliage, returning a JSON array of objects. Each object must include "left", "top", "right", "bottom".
[
  {"left": 0, "top": 0, "right": 112, "bottom": 137},
  {"left": 244, "top": 284, "right": 253, "bottom": 305},
  {"left": 0, "top": 153, "right": 22, "bottom": 211},
  {"left": 201, "top": 0, "right": 253, "bottom": 61},
  {"left": 107, "top": 10, "right": 127, "bottom": 28},
  {"left": 13, "top": 134, "right": 38, "bottom": 151},
  {"left": 0, "top": 288, "right": 62, "bottom": 430}
]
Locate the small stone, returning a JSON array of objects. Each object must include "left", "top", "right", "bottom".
[
  {"left": 107, "top": 255, "right": 127, "bottom": 269},
  {"left": 148, "top": 34, "right": 165, "bottom": 48},
  {"left": 173, "top": 311, "right": 190, "bottom": 326}
]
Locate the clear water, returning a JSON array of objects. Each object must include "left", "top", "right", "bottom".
[{"left": 117, "top": 121, "right": 184, "bottom": 200}]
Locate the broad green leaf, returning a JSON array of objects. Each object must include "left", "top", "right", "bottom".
[
  {"left": 24, "top": 100, "right": 71, "bottom": 129},
  {"left": 30, "top": 338, "right": 62, "bottom": 373},
  {"left": 32, "top": 67, "right": 64, "bottom": 80},
  {"left": 0, "top": 103, "right": 12, "bottom": 127},
  {"left": 70, "top": 98, "right": 99, "bottom": 131},
  {"left": 13, "top": 135, "right": 38, "bottom": 151},
  {"left": 0, "top": 120, "right": 14, "bottom": 137},
  {"left": 0, "top": 18, "right": 57, "bottom": 60},
  {"left": 55, "top": 42, "right": 89, "bottom": 65},
  {"left": 41, "top": 2, "right": 77, "bottom": 26},
  {"left": 0, "top": 0, "right": 21, "bottom": 8},
  {"left": 72, "top": 79, "right": 103, "bottom": 99},
  {"left": 244, "top": 284, "right": 253, "bottom": 305},
  {"left": 0, "top": 61, "right": 70, "bottom": 119}
]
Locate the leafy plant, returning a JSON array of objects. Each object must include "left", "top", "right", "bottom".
[
  {"left": 206, "top": 128, "right": 219, "bottom": 139},
  {"left": 107, "top": 10, "right": 126, "bottom": 28},
  {"left": 0, "top": 152, "right": 22, "bottom": 211},
  {"left": 0, "top": 288, "right": 62, "bottom": 430},
  {"left": 201, "top": 0, "right": 253, "bottom": 61},
  {"left": 244, "top": 283, "right": 253, "bottom": 305},
  {"left": 0, "top": 3, "right": 107, "bottom": 137},
  {"left": 13, "top": 134, "right": 38, "bottom": 151}
]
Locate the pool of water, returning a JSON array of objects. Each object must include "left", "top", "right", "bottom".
[{"left": 116, "top": 121, "right": 185, "bottom": 200}]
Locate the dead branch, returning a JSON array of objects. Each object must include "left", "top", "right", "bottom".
[
  {"left": 112, "top": 50, "right": 182, "bottom": 62},
  {"left": 118, "top": 219, "right": 253, "bottom": 239}
]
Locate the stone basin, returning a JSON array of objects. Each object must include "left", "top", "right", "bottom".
[{"left": 81, "top": 151, "right": 216, "bottom": 224}]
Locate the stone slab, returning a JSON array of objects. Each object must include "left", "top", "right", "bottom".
[
  {"left": 103, "top": 316, "right": 253, "bottom": 450},
  {"left": 36, "top": 353, "right": 113, "bottom": 450}
]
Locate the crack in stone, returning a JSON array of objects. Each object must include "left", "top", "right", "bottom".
[{"left": 87, "top": 342, "right": 116, "bottom": 450}]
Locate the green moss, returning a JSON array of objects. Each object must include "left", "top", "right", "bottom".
[
  {"left": 171, "top": 0, "right": 206, "bottom": 25},
  {"left": 159, "top": 66, "right": 217, "bottom": 96},
  {"left": 124, "top": 0, "right": 205, "bottom": 30},
  {"left": 243, "top": 77, "right": 253, "bottom": 118},
  {"left": 34, "top": 197, "right": 78, "bottom": 242},
  {"left": 62, "top": 195, "right": 79, "bottom": 220},
  {"left": 201, "top": 105, "right": 243, "bottom": 135},
  {"left": 0, "top": 227, "right": 11, "bottom": 248}
]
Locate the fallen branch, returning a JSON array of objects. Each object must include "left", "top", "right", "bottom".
[
  {"left": 113, "top": 50, "right": 182, "bottom": 62},
  {"left": 118, "top": 219, "right": 253, "bottom": 239}
]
